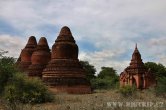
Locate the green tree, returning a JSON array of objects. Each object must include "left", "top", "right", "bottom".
[
  {"left": 0, "top": 51, "right": 53, "bottom": 104},
  {"left": 144, "top": 62, "right": 166, "bottom": 78},
  {"left": 155, "top": 77, "right": 166, "bottom": 98},
  {"left": 91, "top": 77, "right": 119, "bottom": 90},
  {"left": 4, "top": 73, "right": 53, "bottom": 104},
  {"left": 0, "top": 56, "right": 17, "bottom": 94},
  {"left": 91, "top": 67, "right": 119, "bottom": 90},
  {"left": 80, "top": 61, "right": 96, "bottom": 81},
  {"left": 98, "top": 67, "right": 118, "bottom": 79},
  {"left": 91, "top": 78, "right": 111, "bottom": 90},
  {"left": 144, "top": 62, "right": 166, "bottom": 97}
]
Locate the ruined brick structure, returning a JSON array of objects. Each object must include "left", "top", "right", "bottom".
[
  {"left": 16, "top": 26, "right": 91, "bottom": 94},
  {"left": 120, "top": 44, "right": 156, "bottom": 89},
  {"left": 17, "top": 36, "right": 37, "bottom": 72},
  {"left": 42, "top": 26, "right": 91, "bottom": 94},
  {"left": 28, "top": 37, "right": 51, "bottom": 78}
]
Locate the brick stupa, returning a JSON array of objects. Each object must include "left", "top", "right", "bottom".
[
  {"left": 120, "top": 44, "right": 156, "bottom": 89},
  {"left": 17, "top": 36, "right": 37, "bottom": 72},
  {"left": 28, "top": 37, "right": 51, "bottom": 78},
  {"left": 42, "top": 26, "right": 91, "bottom": 94}
]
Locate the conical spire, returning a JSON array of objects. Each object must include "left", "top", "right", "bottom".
[
  {"left": 36, "top": 37, "right": 50, "bottom": 51},
  {"left": 17, "top": 36, "right": 37, "bottom": 72},
  {"left": 130, "top": 44, "right": 144, "bottom": 68},
  {"left": 52, "top": 26, "right": 78, "bottom": 59},
  {"left": 42, "top": 26, "right": 91, "bottom": 94},
  {"left": 38, "top": 37, "right": 48, "bottom": 45},
  {"left": 132, "top": 43, "right": 141, "bottom": 59},
  {"left": 59, "top": 26, "right": 72, "bottom": 36},
  {"left": 28, "top": 37, "right": 51, "bottom": 78},
  {"left": 56, "top": 26, "right": 75, "bottom": 42},
  {"left": 25, "top": 36, "right": 37, "bottom": 48},
  {"left": 135, "top": 43, "right": 137, "bottom": 50}
]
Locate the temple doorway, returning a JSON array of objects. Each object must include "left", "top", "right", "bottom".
[
  {"left": 140, "top": 76, "right": 144, "bottom": 89},
  {"left": 132, "top": 77, "right": 137, "bottom": 88}
]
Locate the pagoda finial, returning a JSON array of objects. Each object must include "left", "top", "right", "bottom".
[
  {"left": 59, "top": 26, "right": 72, "bottom": 36},
  {"left": 135, "top": 43, "right": 137, "bottom": 50}
]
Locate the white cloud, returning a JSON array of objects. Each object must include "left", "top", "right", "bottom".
[
  {"left": 79, "top": 49, "right": 130, "bottom": 74},
  {"left": 0, "top": 0, "right": 166, "bottom": 73},
  {"left": 149, "top": 37, "right": 166, "bottom": 46},
  {"left": 0, "top": 34, "right": 26, "bottom": 57}
]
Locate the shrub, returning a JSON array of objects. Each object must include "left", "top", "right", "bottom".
[
  {"left": 4, "top": 73, "right": 53, "bottom": 104},
  {"left": 0, "top": 56, "right": 16, "bottom": 95},
  {"left": 98, "top": 67, "right": 117, "bottom": 79},
  {"left": 119, "top": 85, "right": 136, "bottom": 97},
  {"left": 91, "top": 66, "right": 119, "bottom": 90},
  {"left": 91, "top": 78, "right": 109, "bottom": 90},
  {"left": 155, "top": 77, "right": 166, "bottom": 98},
  {"left": 91, "top": 77, "right": 119, "bottom": 90},
  {"left": 0, "top": 55, "right": 54, "bottom": 104}
]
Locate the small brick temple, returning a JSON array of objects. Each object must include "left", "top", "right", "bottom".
[{"left": 120, "top": 44, "right": 156, "bottom": 89}]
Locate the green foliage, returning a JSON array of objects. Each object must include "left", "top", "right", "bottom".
[
  {"left": 79, "top": 62, "right": 119, "bottom": 90},
  {"left": 91, "top": 67, "right": 119, "bottom": 90},
  {"left": 144, "top": 62, "right": 166, "bottom": 78},
  {"left": 0, "top": 52, "right": 53, "bottom": 104},
  {"left": 80, "top": 61, "right": 96, "bottom": 81},
  {"left": 98, "top": 67, "right": 117, "bottom": 79},
  {"left": 0, "top": 56, "right": 16, "bottom": 94},
  {"left": 91, "top": 78, "right": 110, "bottom": 90},
  {"left": 155, "top": 77, "right": 166, "bottom": 98},
  {"left": 119, "top": 85, "right": 136, "bottom": 97},
  {"left": 91, "top": 77, "right": 119, "bottom": 90},
  {"left": 145, "top": 62, "right": 166, "bottom": 97},
  {"left": 4, "top": 73, "right": 53, "bottom": 104}
]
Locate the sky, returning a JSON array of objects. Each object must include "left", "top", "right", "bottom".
[{"left": 0, "top": 0, "right": 166, "bottom": 74}]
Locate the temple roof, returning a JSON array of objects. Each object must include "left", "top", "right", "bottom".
[
  {"left": 129, "top": 44, "right": 144, "bottom": 68},
  {"left": 56, "top": 26, "right": 75, "bottom": 43}
]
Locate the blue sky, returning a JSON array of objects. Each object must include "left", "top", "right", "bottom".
[{"left": 0, "top": 0, "right": 166, "bottom": 73}]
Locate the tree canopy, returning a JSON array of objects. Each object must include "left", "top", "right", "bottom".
[
  {"left": 98, "top": 67, "right": 118, "bottom": 79},
  {"left": 91, "top": 67, "right": 119, "bottom": 90},
  {"left": 144, "top": 62, "right": 166, "bottom": 78},
  {"left": 80, "top": 61, "right": 96, "bottom": 81},
  {"left": 145, "top": 62, "right": 166, "bottom": 97}
]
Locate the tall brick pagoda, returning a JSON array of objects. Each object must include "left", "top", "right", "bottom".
[
  {"left": 28, "top": 37, "right": 51, "bottom": 78},
  {"left": 120, "top": 44, "right": 156, "bottom": 89},
  {"left": 42, "top": 26, "right": 91, "bottom": 94},
  {"left": 17, "top": 36, "right": 37, "bottom": 72}
]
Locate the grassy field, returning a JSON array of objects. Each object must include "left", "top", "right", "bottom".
[{"left": 0, "top": 89, "right": 165, "bottom": 110}]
